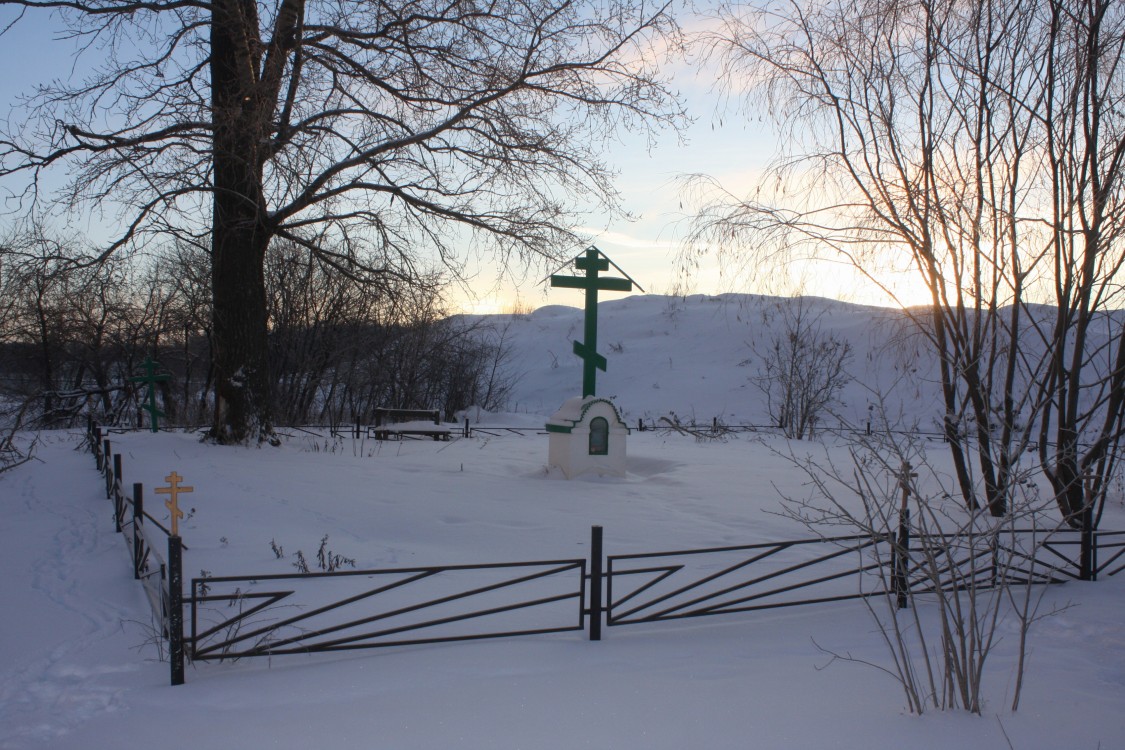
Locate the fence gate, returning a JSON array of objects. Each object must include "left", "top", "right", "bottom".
[
  {"left": 605, "top": 535, "right": 892, "bottom": 627},
  {"left": 190, "top": 559, "right": 588, "bottom": 661}
]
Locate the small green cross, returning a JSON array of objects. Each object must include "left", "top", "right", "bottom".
[
  {"left": 128, "top": 356, "right": 171, "bottom": 432},
  {"left": 550, "top": 247, "right": 637, "bottom": 397}
]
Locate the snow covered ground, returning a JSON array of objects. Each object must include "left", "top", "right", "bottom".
[
  {"left": 2, "top": 426, "right": 1124, "bottom": 750},
  {"left": 2, "top": 294, "right": 1124, "bottom": 749}
]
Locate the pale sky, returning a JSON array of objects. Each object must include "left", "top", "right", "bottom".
[{"left": 0, "top": 5, "right": 922, "bottom": 314}]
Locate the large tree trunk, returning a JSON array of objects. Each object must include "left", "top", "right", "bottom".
[
  {"left": 210, "top": 221, "right": 273, "bottom": 443},
  {"left": 208, "top": 0, "right": 276, "bottom": 444}
]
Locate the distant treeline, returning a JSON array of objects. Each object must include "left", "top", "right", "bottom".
[{"left": 0, "top": 238, "right": 515, "bottom": 429}]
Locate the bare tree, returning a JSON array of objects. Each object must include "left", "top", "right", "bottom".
[
  {"left": 0, "top": 0, "right": 686, "bottom": 443},
  {"left": 752, "top": 297, "right": 852, "bottom": 439},
  {"left": 1031, "top": 0, "right": 1125, "bottom": 527},
  {"left": 139, "top": 243, "right": 215, "bottom": 425},
  {"left": 0, "top": 224, "right": 517, "bottom": 430},
  {"left": 0, "top": 228, "right": 90, "bottom": 422},
  {"left": 684, "top": 0, "right": 1125, "bottom": 525}
]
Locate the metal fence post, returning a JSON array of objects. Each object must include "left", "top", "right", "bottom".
[
  {"left": 895, "top": 508, "right": 910, "bottom": 610},
  {"left": 589, "top": 525, "right": 603, "bottom": 641},
  {"left": 1080, "top": 501, "right": 1095, "bottom": 581},
  {"left": 103, "top": 440, "right": 112, "bottom": 496},
  {"left": 894, "top": 462, "right": 915, "bottom": 610},
  {"left": 168, "top": 535, "right": 185, "bottom": 685},
  {"left": 133, "top": 483, "right": 144, "bottom": 579},
  {"left": 889, "top": 529, "right": 899, "bottom": 602},
  {"left": 112, "top": 454, "right": 124, "bottom": 532}
]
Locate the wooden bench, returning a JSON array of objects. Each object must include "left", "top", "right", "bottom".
[{"left": 371, "top": 408, "right": 451, "bottom": 441}]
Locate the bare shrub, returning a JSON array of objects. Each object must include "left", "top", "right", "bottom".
[
  {"left": 753, "top": 298, "right": 852, "bottom": 439},
  {"left": 778, "top": 423, "right": 1064, "bottom": 714}
]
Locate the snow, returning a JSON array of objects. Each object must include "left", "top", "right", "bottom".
[
  {"left": 466, "top": 294, "right": 940, "bottom": 429},
  {"left": 2, "top": 294, "right": 1125, "bottom": 749}
]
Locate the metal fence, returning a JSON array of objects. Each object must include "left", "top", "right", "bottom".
[
  {"left": 606, "top": 535, "right": 890, "bottom": 626},
  {"left": 91, "top": 423, "right": 185, "bottom": 684},
  {"left": 190, "top": 559, "right": 588, "bottom": 661},
  {"left": 87, "top": 422, "right": 1124, "bottom": 686}
]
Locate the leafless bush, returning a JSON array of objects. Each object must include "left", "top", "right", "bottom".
[
  {"left": 0, "top": 396, "right": 38, "bottom": 474},
  {"left": 753, "top": 298, "right": 852, "bottom": 439},
  {"left": 778, "top": 424, "right": 1063, "bottom": 714}
]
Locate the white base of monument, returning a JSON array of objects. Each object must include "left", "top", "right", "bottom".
[{"left": 545, "top": 396, "right": 628, "bottom": 479}]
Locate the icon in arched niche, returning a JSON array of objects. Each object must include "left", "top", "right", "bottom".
[
  {"left": 589, "top": 417, "right": 609, "bottom": 455},
  {"left": 546, "top": 397, "right": 627, "bottom": 478}
]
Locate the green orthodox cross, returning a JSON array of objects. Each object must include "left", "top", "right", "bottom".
[
  {"left": 129, "top": 356, "right": 171, "bottom": 433},
  {"left": 550, "top": 247, "right": 638, "bottom": 397}
]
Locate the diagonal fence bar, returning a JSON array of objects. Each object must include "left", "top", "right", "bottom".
[
  {"left": 190, "top": 559, "right": 588, "bottom": 661},
  {"left": 606, "top": 535, "right": 894, "bottom": 626}
]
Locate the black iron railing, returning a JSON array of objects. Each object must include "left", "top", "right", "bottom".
[
  {"left": 85, "top": 421, "right": 1123, "bottom": 686},
  {"left": 90, "top": 421, "right": 184, "bottom": 683},
  {"left": 605, "top": 535, "right": 892, "bottom": 626},
  {"left": 1027, "top": 528, "right": 1125, "bottom": 580},
  {"left": 190, "top": 559, "right": 587, "bottom": 660}
]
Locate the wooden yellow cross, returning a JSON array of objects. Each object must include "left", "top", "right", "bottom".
[
  {"left": 898, "top": 461, "right": 918, "bottom": 488},
  {"left": 898, "top": 461, "right": 918, "bottom": 513},
  {"left": 155, "top": 471, "right": 193, "bottom": 536}
]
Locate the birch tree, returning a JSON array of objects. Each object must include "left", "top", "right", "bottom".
[{"left": 687, "top": 0, "right": 1125, "bottom": 525}]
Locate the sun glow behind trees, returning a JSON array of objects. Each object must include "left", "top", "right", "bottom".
[
  {"left": 5, "top": 1, "right": 1107, "bottom": 323},
  {"left": 0, "top": 3, "right": 934, "bottom": 318},
  {"left": 684, "top": 0, "right": 1125, "bottom": 527}
]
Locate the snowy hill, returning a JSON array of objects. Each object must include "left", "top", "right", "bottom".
[{"left": 465, "top": 293, "right": 941, "bottom": 428}]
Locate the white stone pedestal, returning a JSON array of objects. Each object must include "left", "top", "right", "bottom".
[{"left": 546, "top": 396, "right": 628, "bottom": 479}]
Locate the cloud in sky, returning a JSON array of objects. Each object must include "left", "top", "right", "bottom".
[{"left": 574, "top": 228, "right": 678, "bottom": 251}]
